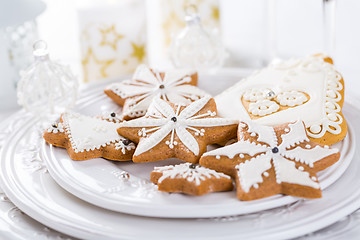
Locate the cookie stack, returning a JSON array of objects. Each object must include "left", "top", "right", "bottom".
[{"left": 44, "top": 55, "right": 346, "bottom": 201}]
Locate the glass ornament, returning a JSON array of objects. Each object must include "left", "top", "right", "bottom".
[
  {"left": 17, "top": 40, "right": 78, "bottom": 121},
  {"left": 170, "top": 5, "right": 226, "bottom": 70}
]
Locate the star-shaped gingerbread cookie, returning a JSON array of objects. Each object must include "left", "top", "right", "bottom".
[
  {"left": 151, "top": 163, "right": 233, "bottom": 196},
  {"left": 200, "top": 120, "right": 340, "bottom": 200},
  {"left": 104, "top": 64, "right": 209, "bottom": 120},
  {"left": 117, "top": 96, "right": 239, "bottom": 163},
  {"left": 43, "top": 112, "right": 135, "bottom": 161}
]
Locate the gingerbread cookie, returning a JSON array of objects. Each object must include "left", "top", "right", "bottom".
[
  {"left": 43, "top": 112, "right": 135, "bottom": 161},
  {"left": 104, "top": 64, "right": 209, "bottom": 120},
  {"left": 215, "top": 55, "right": 347, "bottom": 145},
  {"left": 117, "top": 96, "right": 238, "bottom": 163},
  {"left": 200, "top": 120, "right": 340, "bottom": 200},
  {"left": 151, "top": 163, "right": 233, "bottom": 196}
]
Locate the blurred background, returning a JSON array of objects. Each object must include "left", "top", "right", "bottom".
[{"left": 0, "top": 0, "right": 359, "bottom": 114}]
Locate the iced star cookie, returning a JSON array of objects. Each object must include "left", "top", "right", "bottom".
[
  {"left": 104, "top": 64, "right": 209, "bottom": 120},
  {"left": 43, "top": 112, "right": 135, "bottom": 161},
  {"left": 151, "top": 163, "right": 233, "bottom": 196},
  {"left": 215, "top": 55, "right": 347, "bottom": 145},
  {"left": 117, "top": 96, "right": 238, "bottom": 164},
  {"left": 200, "top": 120, "right": 340, "bottom": 200}
]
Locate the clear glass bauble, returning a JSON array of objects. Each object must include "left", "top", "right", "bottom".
[
  {"left": 17, "top": 40, "right": 78, "bottom": 121},
  {"left": 170, "top": 7, "right": 226, "bottom": 70}
]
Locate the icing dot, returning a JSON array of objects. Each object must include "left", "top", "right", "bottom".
[
  {"left": 239, "top": 153, "right": 245, "bottom": 158},
  {"left": 327, "top": 113, "right": 337, "bottom": 121},
  {"left": 327, "top": 90, "right": 336, "bottom": 98},
  {"left": 216, "top": 155, "right": 220, "bottom": 159},
  {"left": 171, "top": 117, "right": 177, "bottom": 122},
  {"left": 310, "top": 125, "right": 321, "bottom": 134},
  {"left": 272, "top": 147, "right": 279, "bottom": 154},
  {"left": 284, "top": 128, "right": 290, "bottom": 133},
  {"left": 253, "top": 183, "right": 259, "bottom": 189},
  {"left": 250, "top": 132, "right": 256, "bottom": 137},
  {"left": 324, "top": 145, "right": 329, "bottom": 149},
  {"left": 305, "top": 144, "right": 311, "bottom": 149},
  {"left": 263, "top": 172, "right": 269, "bottom": 177},
  {"left": 311, "top": 176, "right": 317, "bottom": 181},
  {"left": 276, "top": 179, "right": 281, "bottom": 184},
  {"left": 298, "top": 166, "right": 304, "bottom": 171}
]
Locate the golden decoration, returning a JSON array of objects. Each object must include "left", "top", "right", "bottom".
[
  {"left": 130, "top": 42, "right": 146, "bottom": 62},
  {"left": 162, "top": 11, "right": 185, "bottom": 46},
  {"left": 99, "top": 25, "right": 124, "bottom": 50},
  {"left": 81, "top": 47, "right": 115, "bottom": 82},
  {"left": 211, "top": 6, "right": 220, "bottom": 21}
]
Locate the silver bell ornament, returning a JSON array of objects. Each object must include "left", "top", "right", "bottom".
[
  {"left": 170, "top": 5, "right": 226, "bottom": 70},
  {"left": 17, "top": 40, "right": 78, "bottom": 121}
]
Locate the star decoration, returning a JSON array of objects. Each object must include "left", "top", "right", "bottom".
[
  {"left": 211, "top": 6, "right": 220, "bottom": 21},
  {"left": 151, "top": 163, "right": 233, "bottom": 196},
  {"left": 200, "top": 120, "right": 340, "bottom": 200},
  {"left": 130, "top": 42, "right": 146, "bottom": 62},
  {"left": 81, "top": 47, "right": 115, "bottom": 82},
  {"left": 99, "top": 25, "right": 124, "bottom": 50},
  {"left": 43, "top": 112, "right": 135, "bottom": 161},
  {"left": 104, "top": 64, "right": 209, "bottom": 119},
  {"left": 117, "top": 96, "right": 238, "bottom": 163}
]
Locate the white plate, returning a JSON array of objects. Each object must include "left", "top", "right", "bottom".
[
  {"left": 1, "top": 73, "right": 360, "bottom": 240},
  {"left": 0, "top": 114, "right": 74, "bottom": 240},
  {"left": 42, "top": 75, "right": 354, "bottom": 218}
]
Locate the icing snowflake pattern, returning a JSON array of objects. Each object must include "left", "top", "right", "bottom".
[
  {"left": 154, "top": 163, "right": 231, "bottom": 186},
  {"left": 61, "top": 112, "right": 134, "bottom": 154},
  {"left": 119, "top": 96, "right": 238, "bottom": 156},
  {"left": 106, "top": 64, "right": 209, "bottom": 117},
  {"left": 244, "top": 88, "right": 309, "bottom": 117},
  {"left": 115, "top": 139, "right": 136, "bottom": 154},
  {"left": 204, "top": 120, "right": 339, "bottom": 193}
]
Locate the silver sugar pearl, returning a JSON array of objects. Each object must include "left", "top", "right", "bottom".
[{"left": 267, "top": 91, "right": 276, "bottom": 99}]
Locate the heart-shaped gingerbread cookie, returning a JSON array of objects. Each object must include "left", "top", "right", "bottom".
[{"left": 215, "top": 55, "right": 347, "bottom": 145}]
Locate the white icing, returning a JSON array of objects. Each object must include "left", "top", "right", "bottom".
[
  {"left": 245, "top": 121, "right": 277, "bottom": 147},
  {"left": 203, "top": 120, "right": 337, "bottom": 193},
  {"left": 282, "top": 145, "right": 338, "bottom": 168},
  {"left": 274, "top": 154, "right": 319, "bottom": 189},
  {"left": 243, "top": 88, "right": 270, "bottom": 102},
  {"left": 215, "top": 55, "right": 344, "bottom": 139},
  {"left": 276, "top": 91, "right": 307, "bottom": 107},
  {"left": 235, "top": 153, "right": 272, "bottom": 193},
  {"left": 119, "top": 96, "right": 238, "bottom": 156},
  {"left": 61, "top": 112, "right": 133, "bottom": 154},
  {"left": 249, "top": 99, "right": 280, "bottom": 116},
  {"left": 154, "top": 163, "right": 231, "bottom": 186},
  {"left": 105, "top": 65, "right": 209, "bottom": 117},
  {"left": 203, "top": 140, "right": 268, "bottom": 159},
  {"left": 47, "top": 123, "right": 64, "bottom": 133}
]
